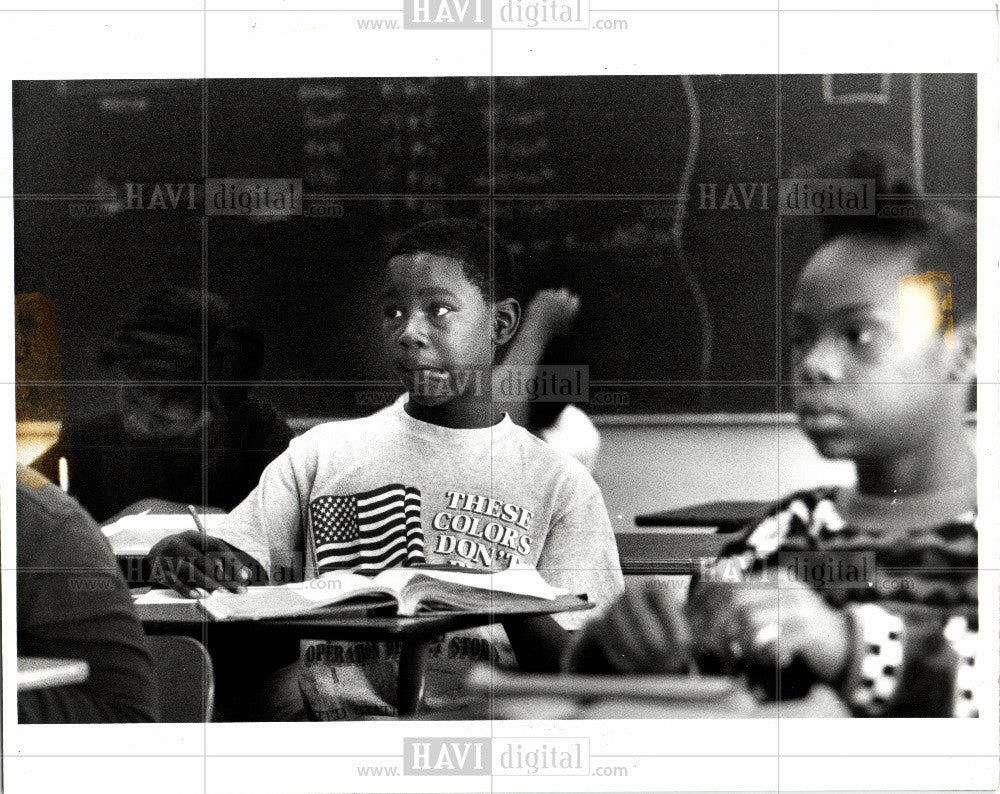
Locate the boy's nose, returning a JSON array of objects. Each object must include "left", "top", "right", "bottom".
[
  {"left": 396, "top": 315, "right": 429, "bottom": 348},
  {"left": 796, "top": 339, "right": 844, "bottom": 383}
]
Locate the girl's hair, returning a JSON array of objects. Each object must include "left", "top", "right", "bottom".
[
  {"left": 796, "top": 144, "right": 976, "bottom": 322},
  {"left": 98, "top": 287, "right": 265, "bottom": 408}
]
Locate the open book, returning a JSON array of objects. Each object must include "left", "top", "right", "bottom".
[{"left": 136, "top": 565, "right": 578, "bottom": 621}]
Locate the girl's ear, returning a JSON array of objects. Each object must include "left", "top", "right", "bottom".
[
  {"left": 948, "top": 319, "right": 977, "bottom": 382},
  {"left": 492, "top": 298, "right": 521, "bottom": 347}
]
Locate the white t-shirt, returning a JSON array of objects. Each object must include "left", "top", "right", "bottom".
[
  {"left": 215, "top": 400, "right": 624, "bottom": 719},
  {"left": 539, "top": 404, "right": 601, "bottom": 473}
]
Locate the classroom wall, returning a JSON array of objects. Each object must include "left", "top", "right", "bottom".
[{"left": 592, "top": 417, "right": 856, "bottom": 533}]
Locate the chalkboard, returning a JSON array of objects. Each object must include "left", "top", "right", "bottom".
[{"left": 13, "top": 74, "right": 976, "bottom": 418}]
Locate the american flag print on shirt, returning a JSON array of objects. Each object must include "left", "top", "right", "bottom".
[{"left": 308, "top": 484, "right": 425, "bottom": 572}]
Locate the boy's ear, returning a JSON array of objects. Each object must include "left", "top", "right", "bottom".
[
  {"left": 492, "top": 298, "right": 521, "bottom": 347},
  {"left": 947, "top": 319, "right": 977, "bottom": 382}
]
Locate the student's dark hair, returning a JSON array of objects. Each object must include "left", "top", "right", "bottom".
[
  {"left": 98, "top": 286, "right": 265, "bottom": 406},
  {"left": 795, "top": 143, "right": 976, "bottom": 322},
  {"left": 386, "top": 218, "right": 522, "bottom": 306}
]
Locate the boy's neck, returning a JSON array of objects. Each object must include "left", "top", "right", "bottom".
[
  {"left": 854, "top": 424, "right": 975, "bottom": 498},
  {"left": 404, "top": 397, "right": 505, "bottom": 430}
]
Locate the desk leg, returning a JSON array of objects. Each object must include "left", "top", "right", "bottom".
[{"left": 398, "top": 639, "right": 430, "bottom": 717}]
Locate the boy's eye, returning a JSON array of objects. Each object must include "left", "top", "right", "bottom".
[
  {"left": 382, "top": 305, "right": 403, "bottom": 320},
  {"left": 845, "top": 326, "right": 874, "bottom": 346},
  {"left": 430, "top": 304, "right": 452, "bottom": 317}
]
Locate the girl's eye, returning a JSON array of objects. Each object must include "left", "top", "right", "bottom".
[
  {"left": 430, "top": 304, "right": 451, "bottom": 317},
  {"left": 382, "top": 305, "right": 402, "bottom": 320}
]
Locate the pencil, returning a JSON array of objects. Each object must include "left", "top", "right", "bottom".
[{"left": 186, "top": 504, "right": 207, "bottom": 537}]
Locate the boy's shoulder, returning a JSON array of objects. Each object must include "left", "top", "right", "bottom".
[
  {"left": 503, "top": 420, "right": 602, "bottom": 496},
  {"left": 292, "top": 405, "right": 402, "bottom": 446}
]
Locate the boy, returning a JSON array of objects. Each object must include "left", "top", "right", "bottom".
[
  {"left": 149, "top": 219, "right": 624, "bottom": 719},
  {"left": 568, "top": 146, "right": 979, "bottom": 718}
]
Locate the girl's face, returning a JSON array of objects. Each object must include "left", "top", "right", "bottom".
[
  {"left": 118, "top": 384, "right": 211, "bottom": 441},
  {"left": 789, "top": 234, "right": 968, "bottom": 461}
]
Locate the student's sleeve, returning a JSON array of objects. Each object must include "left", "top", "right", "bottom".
[
  {"left": 211, "top": 430, "right": 317, "bottom": 583},
  {"left": 833, "top": 604, "right": 978, "bottom": 717},
  {"left": 18, "top": 507, "right": 158, "bottom": 723},
  {"left": 535, "top": 483, "right": 625, "bottom": 630}
]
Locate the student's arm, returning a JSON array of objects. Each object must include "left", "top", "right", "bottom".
[
  {"left": 18, "top": 488, "right": 158, "bottom": 723},
  {"left": 148, "top": 431, "right": 314, "bottom": 594},
  {"left": 518, "top": 484, "right": 625, "bottom": 672},
  {"left": 501, "top": 615, "right": 571, "bottom": 673},
  {"left": 493, "top": 288, "right": 579, "bottom": 428}
]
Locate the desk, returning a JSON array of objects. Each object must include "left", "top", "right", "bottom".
[
  {"left": 422, "top": 667, "right": 849, "bottom": 719},
  {"left": 615, "top": 532, "right": 732, "bottom": 576},
  {"left": 634, "top": 500, "right": 772, "bottom": 531},
  {"left": 18, "top": 657, "right": 90, "bottom": 692},
  {"left": 136, "top": 595, "right": 590, "bottom": 717}
]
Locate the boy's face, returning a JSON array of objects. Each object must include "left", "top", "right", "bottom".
[
  {"left": 790, "top": 235, "right": 970, "bottom": 461},
  {"left": 379, "top": 253, "right": 495, "bottom": 409}
]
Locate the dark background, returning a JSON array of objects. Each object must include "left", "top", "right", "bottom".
[{"left": 13, "top": 74, "right": 976, "bottom": 418}]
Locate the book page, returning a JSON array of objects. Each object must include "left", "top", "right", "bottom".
[
  {"left": 199, "top": 572, "right": 398, "bottom": 620},
  {"left": 376, "top": 566, "right": 567, "bottom": 600}
]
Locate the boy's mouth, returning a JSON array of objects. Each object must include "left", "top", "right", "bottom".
[
  {"left": 397, "top": 365, "right": 449, "bottom": 378},
  {"left": 797, "top": 406, "right": 850, "bottom": 433}
]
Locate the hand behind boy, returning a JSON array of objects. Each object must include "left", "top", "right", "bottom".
[
  {"left": 567, "top": 576, "right": 852, "bottom": 687},
  {"left": 565, "top": 586, "right": 693, "bottom": 674},
  {"left": 148, "top": 531, "right": 254, "bottom": 598},
  {"left": 686, "top": 577, "right": 851, "bottom": 682}
]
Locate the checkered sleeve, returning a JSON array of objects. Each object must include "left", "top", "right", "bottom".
[
  {"left": 840, "top": 603, "right": 905, "bottom": 716},
  {"left": 944, "top": 616, "right": 978, "bottom": 718},
  {"left": 839, "top": 603, "right": 977, "bottom": 717}
]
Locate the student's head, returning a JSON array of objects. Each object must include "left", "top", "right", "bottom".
[
  {"left": 789, "top": 145, "right": 976, "bottom": 462},
  {"left": 99, "top": 287, "right": 264, "bottom": 440},
  {"left": 379, "top": 219, "right": 521, "bottom": 410}
]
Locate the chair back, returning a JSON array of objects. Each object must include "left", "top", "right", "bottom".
[{"left": 147, "top": 635, "right": 214, "bottom": 722}]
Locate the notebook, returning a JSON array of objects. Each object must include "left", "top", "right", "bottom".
[{"left": 102, "top": 511, "right": 229, "bottom": 556}]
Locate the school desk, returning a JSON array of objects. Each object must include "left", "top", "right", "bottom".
[
  {"left": 17, "top": 657, "right": 90, "bottom": 692},
  {"left": 135, "top": 593, "right": 591, "bottom": 717},
  {"left": 634, "top": 500, "right": 773, "bottom": 531},
  {"left": 421, "top": 666, "right": 849, "bottom": 719},
  {"left": 615, "top": 532, "right": 732, "bottom": 575}
]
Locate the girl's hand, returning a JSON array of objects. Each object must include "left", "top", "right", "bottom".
[
  {"left": 687, "top": 576, "right": 852, "bottom": 683},
  {"left": 565, "top": 586, "right": 693, "bottom": 674}
]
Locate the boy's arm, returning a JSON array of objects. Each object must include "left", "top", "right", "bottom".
[
  {"left": 148, "top": 433, "right": 311, "bottom": 593},
  {"left": 501, "top": 615, "right": 571, "bottom": 673},
  {"left": 525, "top": 486, "right": 626, "bottom": 670}
]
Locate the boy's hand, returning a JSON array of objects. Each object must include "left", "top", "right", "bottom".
[
  {"left": 687, "top": 577, "right": 851, "bottom": 683},
  {"left": 565, "top": 587, "right": 692, "bottom": 674},
  {"left": 147, "top": 531, "right": 253, "bottom": 598}
]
